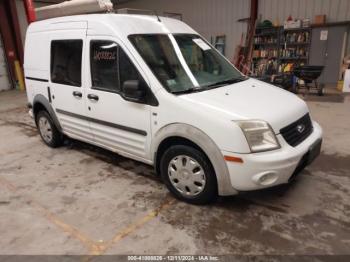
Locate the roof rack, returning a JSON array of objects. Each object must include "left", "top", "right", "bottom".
[
  {"left": 116, "top": 8, "right": 161, "bottom": 22},
  {"left": 35, "top": 0, "right": 114, "bottom": 21}
]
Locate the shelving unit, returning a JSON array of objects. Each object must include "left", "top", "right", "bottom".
[
  {"left": 278, "top": 27, "right": 311, "bottom": 71},
  {"left": 252, "top": 26, "right": 280, "bottom": 77},
  {"left": 252, "top": 26, "right": 311, "bottom": 78}
]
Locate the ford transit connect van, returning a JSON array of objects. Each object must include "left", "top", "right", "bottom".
[{"left": 24, "top": 14, "right": 322, "bottom": 204}]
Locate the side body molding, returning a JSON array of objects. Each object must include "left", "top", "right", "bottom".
[
  {"left": 152, "top": 123, "right": 238, "bottom": 196},
  {"left": 32, "top": 94, "right": 62, "bottom": 132}
]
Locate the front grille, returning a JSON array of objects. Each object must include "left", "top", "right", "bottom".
[{"left": 280, "top": 113, "right": 313, "bottom": 147}]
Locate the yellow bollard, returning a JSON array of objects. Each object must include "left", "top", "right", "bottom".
[{"left": 14, "top": 60, "right": 25, "bottom": 91}]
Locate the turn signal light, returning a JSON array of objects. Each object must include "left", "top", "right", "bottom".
[{"left": 224, "top": 155, "right": 244, "bottom": 163}]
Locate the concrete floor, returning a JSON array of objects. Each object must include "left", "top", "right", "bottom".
[{"left": 0, "top": 89, "right": 349, "bottom": 255}]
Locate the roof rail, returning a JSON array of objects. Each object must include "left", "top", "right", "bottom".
[{"left": 116, "top": 8, "right": 161, "bottom": 22}]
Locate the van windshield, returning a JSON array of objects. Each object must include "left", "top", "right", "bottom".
[{"left": 129, "top": 34, "right": 246, "bottom": 94}]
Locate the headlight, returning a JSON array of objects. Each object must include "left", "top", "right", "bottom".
[{"left": 236, "top": 120, "right": 280, "bottom": 153}]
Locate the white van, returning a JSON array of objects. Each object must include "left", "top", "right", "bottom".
[{"left": 24, "top": 14, "right": 322, "bottom": 204}]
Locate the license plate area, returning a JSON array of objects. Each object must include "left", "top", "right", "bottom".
[
  {"left": 289, "top": 139, "right": 322, "bottom": 182},
  {"left": 308, "top": 139, "right": 322, "bottom": 165}
]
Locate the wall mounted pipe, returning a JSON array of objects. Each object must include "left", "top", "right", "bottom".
[{"left": 23, "top": 0, "right": 37, "bottom": 23}]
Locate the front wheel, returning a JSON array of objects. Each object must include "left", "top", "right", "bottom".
[{"left": 160, "top": 145, "right": 217, "bottom": 205}]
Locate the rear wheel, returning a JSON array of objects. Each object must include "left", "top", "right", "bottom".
[
  {"left": 291, "top": 82, "right": 298, "bottom": 94},
  {"left": 318, "top": 86, "right": 325, "bottom": 96},
  {"left": 36, "top": 111, "right": 63, "bottom": 148},
  {"left": 160, "top": 145, "right": 217, "bottom": 205}
]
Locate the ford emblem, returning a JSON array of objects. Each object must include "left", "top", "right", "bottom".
[{"left": 296, "top": 124, "right": 305, "bottom": 133}]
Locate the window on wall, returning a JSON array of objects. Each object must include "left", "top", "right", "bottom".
[
  {"left": 51, "top": 40, "right": 83, "bottom": 87},
  {"left": 90, "top": 40, "right": 143, "bottom": 93}
]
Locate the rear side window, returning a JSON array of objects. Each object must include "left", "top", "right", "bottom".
[
  {"left": 90, "top": 40, "right": 143, "bottom": 93},
  {"left": 51, "top": 40, "right": 83, "bottom": 87}
]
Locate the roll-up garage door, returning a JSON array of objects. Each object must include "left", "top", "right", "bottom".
[{"left": 0, "top": 33, "right": 11, "bottom": 91}]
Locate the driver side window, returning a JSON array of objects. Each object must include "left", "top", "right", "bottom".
[{"left": 90, "top": 40, "right": 142, "bottom": 93}]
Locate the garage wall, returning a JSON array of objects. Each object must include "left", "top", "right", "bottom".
[
  {"left": 15, "top": 0, "right": 28, "bottom": 45},
  {"left": 258, "top": 0, "right": 350, "bottom": 23},
  {"left": 259, "top": 0, "right": 350, "bottom": 56},
  {"left": 13, "top": 0, "right": 350, "bottom": 59},
  {"left": 116, "top": 0, "right": 250, "bottom": 60}
]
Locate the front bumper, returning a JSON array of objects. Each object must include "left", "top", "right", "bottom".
[{"left": 222, "top": 121, "right": 323, "bottom": 191}]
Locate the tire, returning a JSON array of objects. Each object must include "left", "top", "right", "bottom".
[
  {"left": 291, "top": 83, "right": 298, "bottom": 94},
  {"left": 160, "top": 145, "right": 217, "bottom": 205},
  {"left": 36, "top": 110, "right": 63, "bottom": 148},
  {"left": 318, "top": 87, "right": 324, "bottom": 96}
]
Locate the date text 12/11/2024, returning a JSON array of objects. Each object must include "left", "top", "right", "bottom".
[{"left": 127, "top": 255, "right": 220, "bottom": 261}]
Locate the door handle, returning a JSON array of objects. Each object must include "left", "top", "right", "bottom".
[
  {"left": 87, "top": 94, "right": 99, "bottom": 101},
  {"left": 72, "top": 91, "right": 82, "bottom": 98}
]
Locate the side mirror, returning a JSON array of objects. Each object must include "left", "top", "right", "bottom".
[{"left": 123, "top": 80, "right": 146, "bottom": 102}]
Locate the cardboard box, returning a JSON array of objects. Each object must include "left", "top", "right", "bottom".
[
  {"left": 314, "top": 15, "right": 326, "bottom": 25},
  {"left": 284, "top": 20, "right": 302, "bottom": 29},
  {"left": 302, "top": 19, "right": 311, "bottom": 28}
]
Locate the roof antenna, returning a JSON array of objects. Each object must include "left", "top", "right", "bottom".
[{"left": 154, "top": 10, "right": 161, "bottom": 22}]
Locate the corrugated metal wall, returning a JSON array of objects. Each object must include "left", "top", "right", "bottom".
[
  {"left": 117, "top": 0, "right": 251, "bottom": 60},
  {"left": 118, "top": 0, "right": 350, "bottom": 57},
  {"left": 258, "top": 0, "right": 350, "bottom": 23},
  {"left": 258, "top": 0, "right": 350, "bottom": 55}
]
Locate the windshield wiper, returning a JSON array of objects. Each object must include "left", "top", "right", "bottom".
[
  {"left": 170, "top": 87, "right": 202, "bottom": 95},
  {"left": 204, "top": 76, "right": 248, "bottom": 89},
  {"left": 171, "top": 76, "right": 248, "bottom": 95}
]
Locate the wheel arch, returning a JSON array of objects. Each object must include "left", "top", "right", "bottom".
[
  {"left": 32, "top": 94, "right": 62, "bottom": 131},
  {"left": 155, "top": 136, "right": 205, "bottom": 176},
  {"left": 152, "top": 123, "right": 238, "bottom": 196}
]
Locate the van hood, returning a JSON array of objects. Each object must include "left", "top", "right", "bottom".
[{"left": 180, "top": 78, "right": 309, "bottom": 133}]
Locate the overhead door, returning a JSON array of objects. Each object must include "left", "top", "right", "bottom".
[{"left": 0, "top": 33, "right": 11, "bottom": 91}]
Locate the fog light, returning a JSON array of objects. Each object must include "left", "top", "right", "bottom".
[
  {"left": 253, "top": 172, "right": 278, "bottom": 186},
  {"left": 260, "top": 175, "right": 268, "bottom": 182}
]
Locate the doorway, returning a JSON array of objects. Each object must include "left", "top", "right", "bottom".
[{"left": 309, "top": 26, "right": 348, "bottom": 85}]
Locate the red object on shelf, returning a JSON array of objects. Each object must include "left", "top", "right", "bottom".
[{"left": 23, "top": 0, "right": 36, "bottom": 24}]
